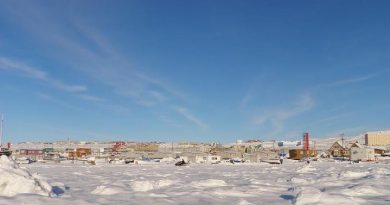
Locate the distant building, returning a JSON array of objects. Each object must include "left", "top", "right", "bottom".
[
  {"left": 159, "top": 142, "right": 211, "bottom": 153},
  {"left": 261, "top": 141, "right": 278, "bottom": 149},
  {"left": 42, "top": 148, "right": 55, "bottom": 153},
  {"left": 374, "top": 148, "right": 385, "bottom": 156},
  {"left": 350, "top": 147, "right": 376, "bottom": 161},
  {"left": 195, "top": 155, "right": 221, "bottom": 164},
  {"left": 289, "top": 149, "right": 317, "bottom": 160},
  {"left": 128, "top": 143, "right": 158, "bottom": 152},
  {"left": 68, "top": 148, "right": 92, "bottom": 159},
  {"left": 328, "top": 141, "right": 361, "bottom": 158},
  {"left": 243, "top": 153, "right": 260, "bottom": 162},
  {"left": 365, "top": 131, "right": 390, "bottom": 146},
  {"left": 328, "top": 141, "right": 350, "bottom": 157},
  {"left": 277, "top": 141, "right": 300, "bottom": 148},
  {"left": 18, "top": 149, "right": 44, "bottom": 160}
]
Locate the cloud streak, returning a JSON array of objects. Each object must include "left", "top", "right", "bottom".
[
  {"left": 315, "top": 70, "right": 388, "bottom": 89},
  {"left": 0, "top": 57, "right": 87, "bottom": 93},
  {"left": 251, "top": 93, "right": 314, "bottom": 134},
  {"left": 78, "top": 94, "right": 107, "bottom": 102},
  {"left": 0, "top": 56, "right": 112, "bottom": 107},
  {"left": 36, "top": 92, "right": 76, "bottom": 109},
  {"left": 174, "top": 107, "right": 208, "bottom": 129},
  {"left": 0, "top": 2, "right": 200, "bottom": 129}
]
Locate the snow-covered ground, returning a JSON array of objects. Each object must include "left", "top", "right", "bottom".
[{"left": 0, "top": 158, "right": 389, "bottom": 205}]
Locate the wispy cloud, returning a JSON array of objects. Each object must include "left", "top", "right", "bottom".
[
  {"left": 322, "top": 126, "right": 365, "bottom": 138},
  {"left": 36, "top": 92, "right": 75, "bottom": 109},
  {"left": 308, "top": 113, "right": 352, "bottom": 126},
  {"left": 315, "top": 70, "right": 387, "bottom": 89},
  {"left": 0, "top": 57, "right": 111, "bottom": 107},
  {"left": 174, "top": 106, "right": 208, "bottom": 129},
  {"left": 0, "top": 3, "right": 187, "bottom": 109},
  {"left": 78, "top": 94, "right": 106, "bottom": 102},
  {"left": 251, "top": 93, "right": 314, "bottom": 134},
  {"left": 52, "top": 21, "right": 187, "bottom": 108},
  {"left": 158, "top": 113, "right": 183, "bottom": 128},
  {"left": 239, "top": 90, "right": 254, "bottom": 110},
  {"left": 0, "top": 57, "right": 87, "bottom": 93},
  {"left": 0, "top": 3, "right": 195, "bottom": 127},
  {"left": 50, "top": 80, "right": 87, "bottom": 93},
  {"left": 0, "top": 57, "right": 47, "bottom": 79}
]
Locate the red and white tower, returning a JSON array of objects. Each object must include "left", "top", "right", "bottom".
[{"left": 303, "top": 132, "right": 310, "bottom": 157}]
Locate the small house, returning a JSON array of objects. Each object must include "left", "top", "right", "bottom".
[
  {"left": 328, "top": 141, "right": 350, "bottom": 157},
  {"left": 243, "top": 153, "right": 259, "bottom": 163},
  {"left": 195, "top": 155, "right": 221, "bottom": 164},
  {"left": 76, "top": 148, "right": 92, "bottom": 158},
  {"left": 18, "top": 149, "right": 44, "bottom": 160},
  {"left": 43, "top": 148, "right": 55, "bottom": 153},
  {"left": 350, "top": 147, "right": 375, "bottom": 161},
  {"left": 374, "top": 148, "right": 385, "bottom": 156},
  {"left": 289, "top": 149, "right": 317, "bottom": 160}
]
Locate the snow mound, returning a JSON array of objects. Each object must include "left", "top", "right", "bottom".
[
  {"left": 290, "top": 177, "right": 309, "bottom": 184},
  {"left": 130, "top": 180, "right": 173, "bottom": 192},
  {"left": 294, "top": 187, "right": 365, "bottom": 205},
  {"left": 296, "top": 165, "right": 316, "bottom": 173},
  {"left": 339, "top": 171, "right": 369, "bottom": 178},
  {"left": 213, "top": 189, "right": 254, "bottom": 197},
  {"left": 294, "top": 187, "right": 322, "bottom": 205},
  {"left": 91, "top": 186, "right": 121, "bottom": 195},
  {"left": 0, "top": 156, "right": 52, "bottom": 197},
  {"left": 191, "top": 179, "right": 227, "bottom": 188},
  {"left": 326, "top": 167, "right": 336, "bottom": 172},
  {"left": 237, "top": 199, "right": 255, "bottom": 205},
  {"left": 370, "top": 167, "right": 390, "bottom": 175},
  {"left": 342, "top": 185, "right": 387, "bottom": 197}
]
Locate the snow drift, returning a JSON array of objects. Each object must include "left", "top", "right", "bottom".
[
  {"left": 130, "top": 179, "right": 173, "bottom": 192},
  {"left": 0, "top": 155, "right": 52, "bottom": 197}
]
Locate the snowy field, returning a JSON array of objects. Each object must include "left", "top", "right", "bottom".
[{"left": 1, "top": 158, "right": 389, "bottom": 205}]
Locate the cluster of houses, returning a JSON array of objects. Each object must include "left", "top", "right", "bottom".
[
  {"left": 327, "top": 141, "right": 386, "bottom": 161},
  {"left": 9, "top": 131, "right": 390, "bottom": 164},
  {"left": 10, "top": 140, "right": 288, "bottom": 164},
  {"left": 325, "top": 131, "right": 390, "bottom": 161}
]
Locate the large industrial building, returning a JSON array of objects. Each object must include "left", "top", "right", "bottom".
[{"left": 365, "top": 131, "right": 390, "bottom": 146}]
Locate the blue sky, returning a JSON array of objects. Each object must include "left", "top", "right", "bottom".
[{"left": 0, "top": 0, "right": 389, "bottom": 143}]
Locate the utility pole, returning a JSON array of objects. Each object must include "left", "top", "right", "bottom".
[
  {"left": 341, "top": 133, "right": 345, "bottom": 147},
  {"left": 0, "top": 114, "right": 3, "bottom": 149}
]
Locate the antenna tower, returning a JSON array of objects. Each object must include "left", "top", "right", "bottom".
[{"left": 0, "top": 114, "right": 3, "bottom": 148}]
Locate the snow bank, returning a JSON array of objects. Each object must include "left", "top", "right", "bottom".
[
  {"left": 0, "top": 156, "right": 52, "bottom": 197},
  {"left": 341, "top": 185, "right": 387, "bottom": 197},
  {"left": 296, "top": 165, "right": 316, "bottom": 173},
  {"left": 293, "top": 187, "right": 364, "bottom": 205},
  {"left": 213, "top": 189, "right": 255, "bottom": 197},
  {"left": 293, "top": 187, "right": 323, "bottom": 205},
  {"left": 339, "top": 171, "right": 369, "bottom": 178},
  {"left": 290, "top": 177, "right": 309, "bottom": 184},
  {"left": 191, "top": 179, "right": 227, "bottom": 188},
  {"left": 2, "top": 160, "right": 387, "bottom": 204},
  {"left": 130, "top": 179, "right": 173, "bottom": 192},
  {"left": 91, "top": 186, "right": 121, "bottom": 195},
  {"left": 370, "top": 167, "right": 390, "bottom": 175}
]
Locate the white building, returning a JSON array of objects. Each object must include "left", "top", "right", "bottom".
[
  {"left": 350, "top": 147, "right": 376, "bottom": 161},
  {"left": 277, "top": 141, "right": 300, "bottom": 148},
  {"left": 261, "top": 141, "right": 278, "bottom": 149},
  {"left": 195, "top": 155, "right": 221, "bottom": 164}
]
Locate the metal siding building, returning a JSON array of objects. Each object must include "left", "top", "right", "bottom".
[{"left": 365, "top": 131, "right": 390, "bottom": 146}]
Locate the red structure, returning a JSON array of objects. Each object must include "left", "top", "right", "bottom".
[
  {"left": 112, "top": 141, "right": 127, "bottom": 151},
  {"left": 303, "top": 132, "right": 310, "bottom": 151}
]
